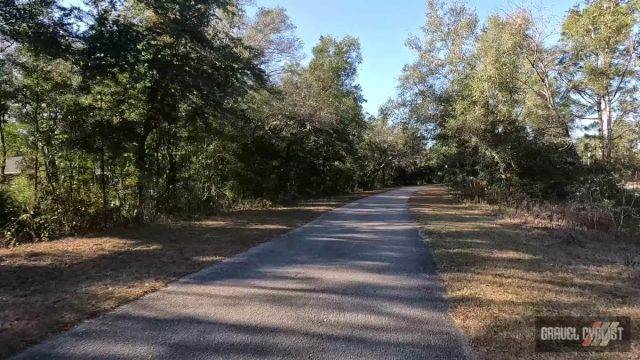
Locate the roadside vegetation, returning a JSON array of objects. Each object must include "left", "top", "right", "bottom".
[
  {"left": 1, "top": 0, "right": 637, "bottom": 244},
  {"left": 0, "top": 1, "right": 425, "bottom": 246},
  {"left": 397, "top": 1, "right": 640, "bottom": 358},
  {"left": 410, "top": 186, "right": 640, "bottom": 359},
  {"left": 394, "top": 0, "right": 640, "bottom": 237}
]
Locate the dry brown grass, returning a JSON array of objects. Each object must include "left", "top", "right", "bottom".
[
  {"left": 0, "top": 190, "right": 381, "bottom": 359},
  {"left": 409, "top": 185, "right": 640, "bottom": 360}
]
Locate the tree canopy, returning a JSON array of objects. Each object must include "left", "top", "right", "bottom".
[
  {"left": 397, "top": 0, "right": 639, "bottom": 202},
  {"left": 0, "top": 0, "right": 638, "bottom": 242}
]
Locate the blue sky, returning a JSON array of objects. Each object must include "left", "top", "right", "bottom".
[{"left": 252, "top": 0, "right": 578, "bottom": 116}]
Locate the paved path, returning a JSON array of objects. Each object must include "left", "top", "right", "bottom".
[{"left": 15, "top": 187, "right": 470, "bottom": 360}]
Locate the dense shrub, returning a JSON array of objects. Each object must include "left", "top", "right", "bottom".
[
  {"left": 0, "top": 187, "right": 18, "bottom": 229},
  {"left": 4, "top": 211, "right": 58, "bottom": 245},
  {"left": 460, "top": 163, "right": 640, "bottom": 235},
  {"left": 1, "top": 186, "right": 119, "bottom": 246}
]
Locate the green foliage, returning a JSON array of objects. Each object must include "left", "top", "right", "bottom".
[
  {"left": 562, "top": 0, "right": 635, "bottom": 95},
  {"left": 397, "top": 0, "right": 639, "bottom": 228},
  {"left": 7, "top": 176, "right": 35, "bottom": 209},
  {"left": 0, "top": 1, "right": 426, "bottom": 244},
  {"left": 4, "top": 211, "right": 59, "bottom": 245},
  {"left": 561, "top": 0, "right": 639, "bottom": 161},
  {"left": 0, "top": 186, "right": 17, "bottom": 229},
  {"left": 358, "top": 115, "right": 427, "bottom": 189},
  {"left": 4, "top": 0, "right": 637, "bottom": 244},
  {"left": 236, "top": 36, "right": 368, "bottom": 198},
  {"left": 571, "top": 166, "right": 625, "bottom": 205},
  {"left": 0, "top": 0, "right": 73, "bottom": 57}
]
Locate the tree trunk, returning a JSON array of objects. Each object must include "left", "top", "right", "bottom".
[
  {"left": 136, "top": 82, "right": 161, "bottom": 222},
  {"left": 44, "top": 114, "right": 60, "bottom": 191},
  {"left": 34, "top": 111, "right": 40, "bottom": 204},
  {"left": 34, "top": 152, "right": 39, "bottom": 200},
  {"left": 602, "top": 94, "right": 614, "bottom": 161},
  {"left": 100, "top": 141, "right": 108, "bottom": 228},
  {"left": 596, "top": 97, "right": 606, "bottom": 160},
  {"left": 136, "top": 131, "right": 148, "bottom": 222},
  {"left": 166, "top": 144, "right": 177, "bottom": 197},
  {"left": 0, "top": 113, "right": 6, "bottom": 183}
]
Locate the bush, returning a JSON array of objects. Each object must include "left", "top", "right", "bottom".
[
  {"left": 7, "top": 176, "right": 36, "bottom": 209},
  {"left": 2, "top": 194, "right": 111, "bottom": 247},
  {"left": 569, "top": 169, "right": 640, "bottom": 230},
  {"left": 483, "top": 165, "right": 639, "bottom": 235},
  {"left": 0, "top": 186, "right": 18, "bottom": 229},
  {"left": 4, "top": 211, "right": 60, "bottom": 246},
  {"left": 571, "top": 171, "right": 624, "bottom": 205}
]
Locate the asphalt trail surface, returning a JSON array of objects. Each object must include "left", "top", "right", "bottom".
[{"left": 15, "top": 187, "right": 470, "bottom": 360}]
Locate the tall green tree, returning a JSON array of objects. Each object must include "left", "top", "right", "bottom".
[
  {"left": 104, "top": 0, "right": 262, "bottom": 218},
  {"left": 0, "top": 57, "right": 12, "bottom": 182},
  {"left": 399, "top": 0, "right": 478, "bottom": 130},
  {"left": 359, "top": 113, "right": 426, "bottom": 189},
  {"left": 0, "top": 0, "right": 73, "bottom": 57},
  {"left": 239, "top": 36, "right": 367, "bottom": 198},
  {"left": 562, "top": 0, "right": 639, "bottom": 161}
]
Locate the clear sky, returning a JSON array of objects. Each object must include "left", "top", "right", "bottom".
[{"left": 252, "top": 0, "right": 578, "bottom": 116}]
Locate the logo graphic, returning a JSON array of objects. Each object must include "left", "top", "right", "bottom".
[
  {"left": 581, "top": 321, "right": 624, "bottom": 348},
  {"left": 536, "top": 316, "right": 631, "bottom": 352}
]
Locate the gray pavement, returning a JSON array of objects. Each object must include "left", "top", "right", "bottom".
[{"left": 14, "top": 187, "right": 470, "bottom": 360}]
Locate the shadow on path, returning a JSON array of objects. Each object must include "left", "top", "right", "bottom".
[{"left": 14, "top": 187, "right": 469, "bottom": 360}]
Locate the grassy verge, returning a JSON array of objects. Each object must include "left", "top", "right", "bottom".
[
  {"left": 409, "top": 185, "right": 640, "bottom": 360},
  {"left": 0, "top": 190, "right": 382, "bottom": 358}
]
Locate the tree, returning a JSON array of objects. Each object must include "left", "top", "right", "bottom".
[
  {"left": 286, "top": 35, "right": 366, "bottom": 193},
  {"left": 10, "top": 50, "right": 79, "bottom": 201},
  {"left": 238, "top": 36, "right": 367, "bottom": 198},
  {"left": 562, "top": 0, "right": 639, "bottom": 161},
  {"left": 101, "top": 0, "right": 263, "bottom": 218},
  {"left": 240, "top": 7, "right": 302, "bottom": 80},
  {"left": 0, "top": 0, "right": 73, "bottom": 58},
  {"left": 399, "top": 0, "right": 478, "bottom": 130},
  {"left": 398, "top": 3, "right": 583, "bottom": 199},
  {"left": 0, "top": 57, "right": 13, "bottom": 182},
  {"left": 359, "top": 113, "right": 426, "bottom": 189}
]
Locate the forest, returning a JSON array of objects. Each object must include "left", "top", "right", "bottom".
[
  {"left": 397, "top": 0, "right": 640, "bottom": 235},
  {"left": 0, "top": 0, "right": 427, "bottom": 244},
  {"left": 0, "top": 0, "right": 639, "bottom": 245}
]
